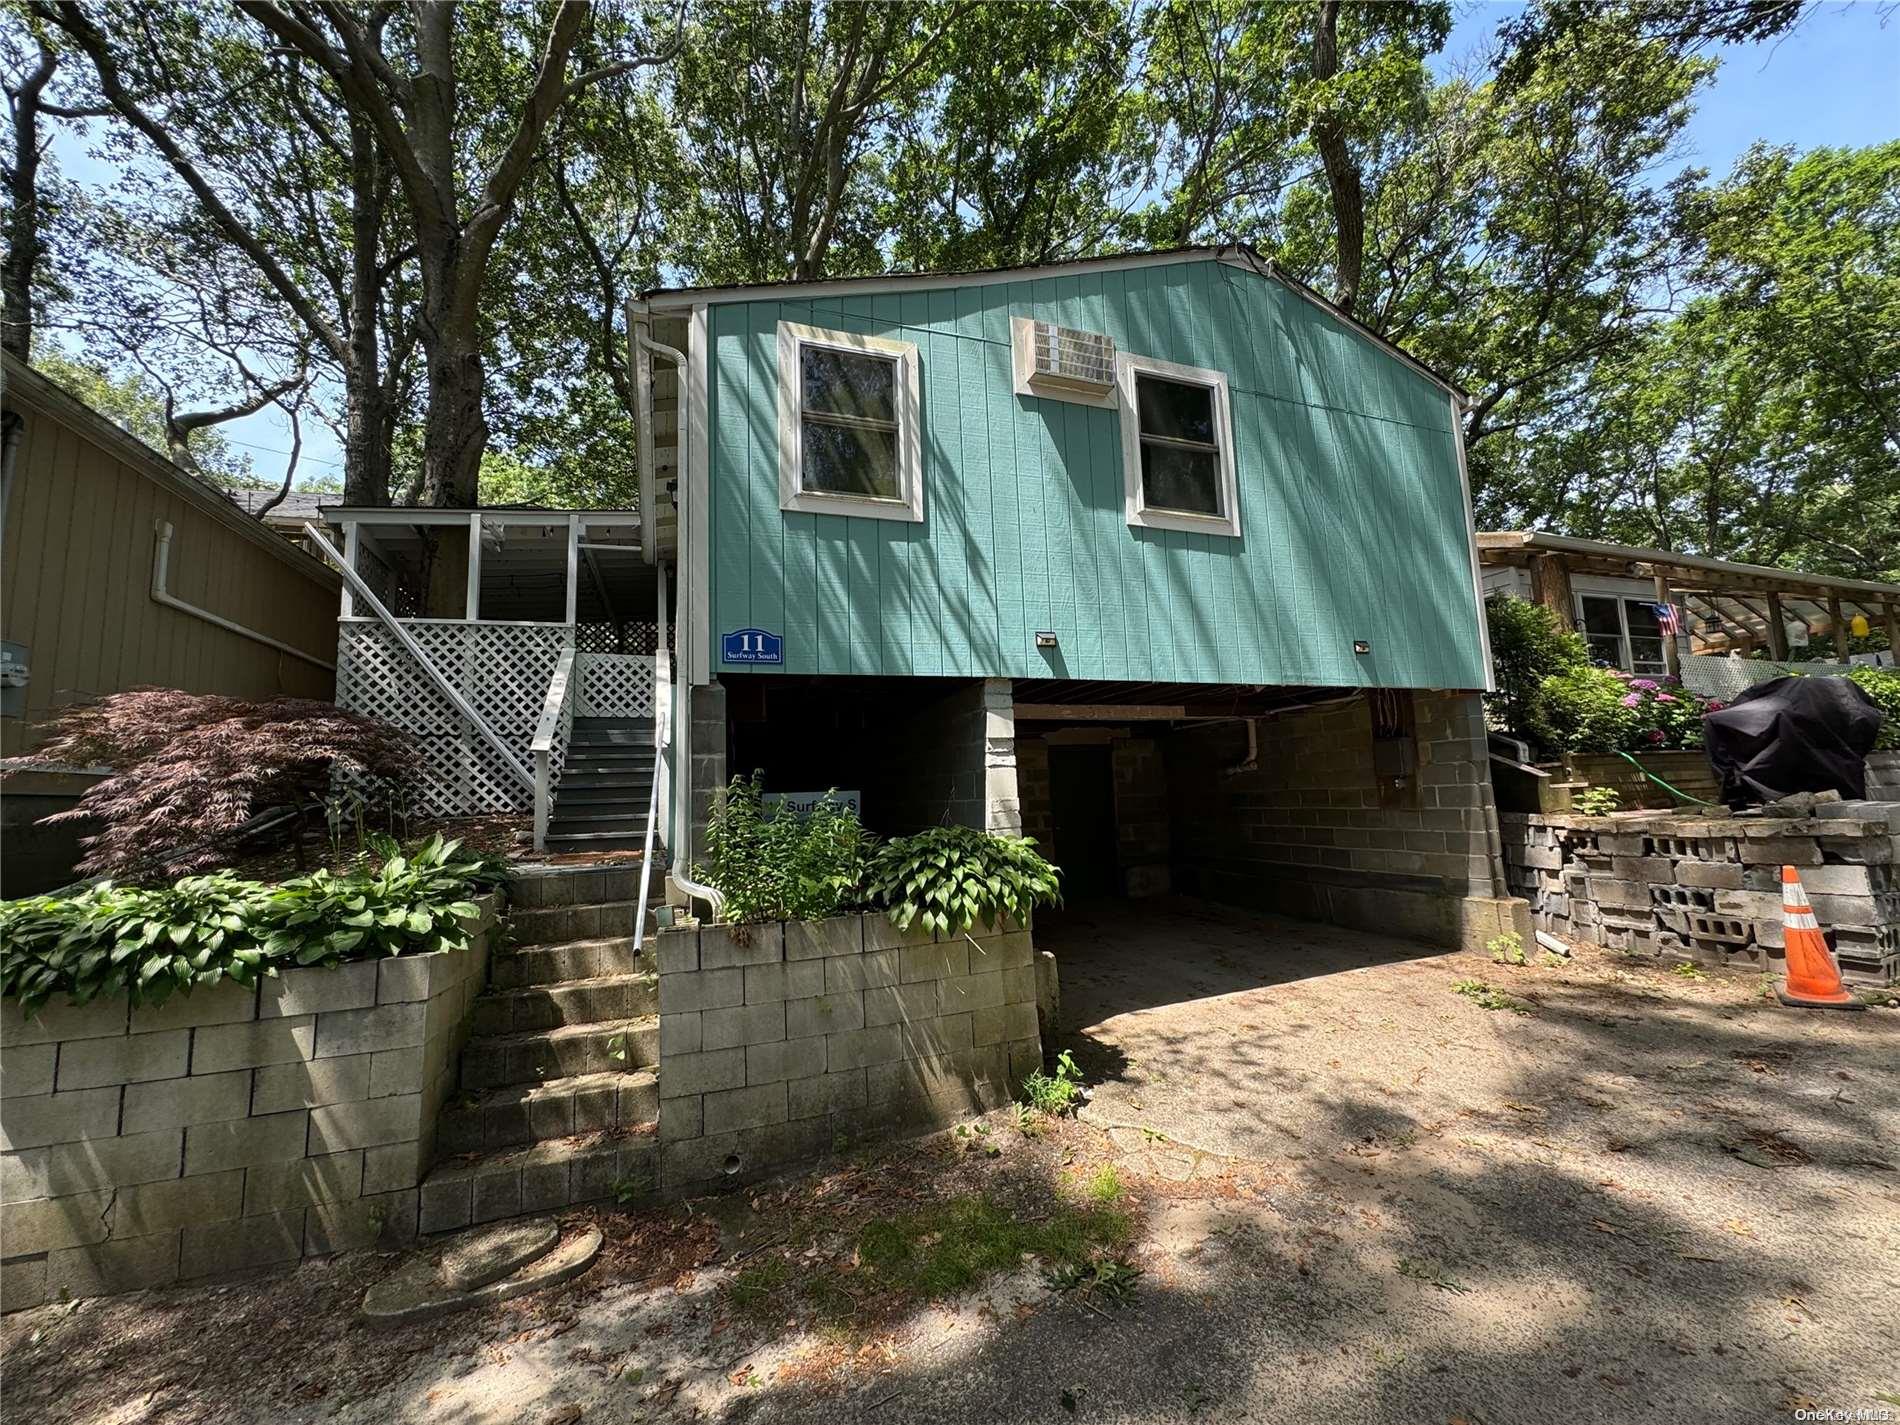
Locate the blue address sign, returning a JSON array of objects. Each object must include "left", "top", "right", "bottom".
[{"left": 721, "top": 627, "right": 783, "bottom": 665}]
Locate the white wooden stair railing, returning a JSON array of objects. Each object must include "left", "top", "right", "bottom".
[
  {"left": 531, "top": 647, "right": 579, "bottom": 852},
  {"left": 302, "top": 523, "right": 533, "bottom": 795}
]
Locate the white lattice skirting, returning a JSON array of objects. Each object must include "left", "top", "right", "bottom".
[
  {"left": 576, "top": 652, "right": 656, "bottom": 719},
  {"left": 337, "top": 619, "right": 569, "bottom": 816}
]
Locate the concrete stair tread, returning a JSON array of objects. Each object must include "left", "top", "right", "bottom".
[
  {"left": 481, "top": 971, "right": 656, "bottom": 1002},
  {"left": 456, "top": 1066, "right": 658, "bottom": 1113},
  {"left": 494, "top": 933, "right": 647, "bottom": 957},
  {"left": 429, "top": 1126, "right": 655, "bottom": 1182},
  {"left": 468, "top": 1013, "right": 656, "bottom": 1053},
  {"left": 516, "top": 896, "right": 650, "bottom": 914}
]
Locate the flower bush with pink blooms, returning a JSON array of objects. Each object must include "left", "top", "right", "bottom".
[{"left": 1532, "top": 665, "right": 1717, "bottom": 755}]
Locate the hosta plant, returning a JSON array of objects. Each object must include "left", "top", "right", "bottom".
[
  {"left": 1, "top": 873, "right": 272, "bottom": 1013},
  {"left": 253, "top": 834, "right": 495, "bottom": 967},
  {"left": 865, "top": 826, "right": 1061, "bottom": 937},
  {"left": 0, "top": 834, "right": 500, "bottom": 1016}
]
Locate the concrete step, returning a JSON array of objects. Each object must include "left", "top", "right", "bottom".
[
  {"left": 546, "top": 833, "right": 649, "bottom": 852},
  {"left": 459, "top": 1016, "right": 658, "bottom": 1091},
  {"left": 363, "top": 1221, "right": 604, "bottom": 1321},
  {"left": 420, "top": 1130, "right": 659, "bottom": 1235},
  {"left": 470, "top": 972, "right": 658, "bottom": 1037},
  {"left": 508, "top": 898, "right": 647, "bottom": 946},
  {"left": 489, "top": 936, "right": 655, "bottom": 989},
  {"left": 437, "top": 1068, "right": 660, "bottom": 1154},
  {"left": 506, "top": 863, "right": 643, "bottom": 910}
]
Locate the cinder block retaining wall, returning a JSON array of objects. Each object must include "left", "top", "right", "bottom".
[
  {"left": 1501, "top": 809, "right": 1898, "bottom": 985},
  {"left": 0, "top": 899, "right": 498, "bottom": 1310},
  {"left": 1869, "top": 751, "right": 1900, "bottom": 803},
  {"left": 1167, "top": 691, "right": 1529, "bottom": 950},
  {"left": 655, "top": 913, "right": 1041, "bottom": 1197}
]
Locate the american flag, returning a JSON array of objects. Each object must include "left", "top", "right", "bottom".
[{"left": 1653, "top": 602, "right": 1683, "bottom": 635}]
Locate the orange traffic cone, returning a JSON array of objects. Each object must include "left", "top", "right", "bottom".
[{"left": 1775, "top": 866, "right": 1864, "bottom": 1011}]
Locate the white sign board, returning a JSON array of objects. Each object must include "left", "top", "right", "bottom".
[{"left": 764, "top": 790, "right": 862, "bottom": 818}]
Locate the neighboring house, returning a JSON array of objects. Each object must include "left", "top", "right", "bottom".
[
  {"left": 230, "top": 489, "right": 335, "bottom": 557},
  {"left": 327, "top": 245, "right": 1520, "bottom": 948},
  {"left": 1478, "top": 531, "right": 1899, "bottom": 698},
  {"left": 0, "top": 352, "right": 342, "bottom": 890}
]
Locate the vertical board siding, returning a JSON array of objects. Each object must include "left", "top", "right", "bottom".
[
  {"left": 706, "top": 259, "right": 1487, "bottom": 690},
  {"left": 1, "top": 386, "right": 338, "bottom": 756}
]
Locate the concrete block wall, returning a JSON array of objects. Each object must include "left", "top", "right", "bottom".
[
  {"left": 1111, "top": 736, "right": 1171, "bottom": 895},
  {"left": 687, "top": 681, "right": 730, "bottom": 864},
  {"left": 654, "top": 912, "right": 1041, "bottom": 1196},
  {"left": 0, "top": 900, "right": 496, "bottom": 1310},
  {"left": 1502, "top": 807, "right": 1899, "bottom": 984},
  {"left": 1167, "top": 691, "right": 1526, "bottom": 950},
  {"left": 1869, "top": 751, "right": 1900, "bottom": 803},
  {"left": 866, "top": 679, "right": 1021, "bottom": 834}
]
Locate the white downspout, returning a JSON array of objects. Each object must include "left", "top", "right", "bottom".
[
  {"left": 628, "top": 297, "right": 722, "bottom": 920},
  {"left": 152, "top": 520, "right": 336, "bottom": 670}
]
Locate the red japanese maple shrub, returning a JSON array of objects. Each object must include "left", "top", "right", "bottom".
[{"left": 12, "top": 690, "right": 421, "bottom": 879}]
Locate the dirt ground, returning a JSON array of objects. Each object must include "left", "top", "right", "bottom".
[{"left": 6, "top": 897, "right": 1896, "bottom": 1424}]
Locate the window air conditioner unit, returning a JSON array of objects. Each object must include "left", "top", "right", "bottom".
[{"left": 1011, "top": 316, "right": 1117, "bottom": 406}]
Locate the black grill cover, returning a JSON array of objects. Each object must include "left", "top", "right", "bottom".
[{"left": 1702, "top": 675, "right": 1885, "bottom": 808}]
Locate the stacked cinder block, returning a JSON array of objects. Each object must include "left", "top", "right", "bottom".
[
  {"left": 1166, "top": 690, "right": 1525, "bottom": 949},
  {"left": 1501, "top": 807, "right": 1899, "bottom": 985},
  {"left": 654, "top": 913, "right": 1042, "bottom": 1196},
  {"left": 1112, "top": 737, "right": 1172, "bottom": 895},
  {"left": 0, "top": 901, "right": 496, "bottom": 1311}
]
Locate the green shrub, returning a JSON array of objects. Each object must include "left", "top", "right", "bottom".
[
  {"left": 864, "top": 824, "right": 1061, "bottom": 937},
  {"left": 1021, "top": 1049, "right": 1084, "bottom": 1116},
  {"left": 0, "top": 834, "right": 497, "bottom": 1016},
  {"left": 697, "top": 773, "right": 873, "bottom": 925},
  {"left": 1843, "top": 665, "right": 1900, "bottom": 750},
  {"left": 1573, "top": 785, "right": 1622, "bottom": 816},
  {"left": 1484, "top": 595, "right": 1589, "bottom": 752},
  {"left": 1534, "top": 666, "right": 1714, "bottom": 755}
]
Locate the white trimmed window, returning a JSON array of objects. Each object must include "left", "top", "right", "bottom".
[
  {"left": 1116, "top": 352, "right": 1239, "bottom": 537},
  {"left": 777, "top": 321, "right": 923, "bottom": 522}
]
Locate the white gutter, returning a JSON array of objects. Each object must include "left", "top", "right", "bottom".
[
  {"left": 152, "top": 520, "right": 336, "bottom": 670},
  {"left": 627, "top": 297, "right": 689, "bottom": 569}
]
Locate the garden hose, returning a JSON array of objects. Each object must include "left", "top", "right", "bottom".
[{"left": 1612, "top": 750, "right": 1724, "bottom": 808}]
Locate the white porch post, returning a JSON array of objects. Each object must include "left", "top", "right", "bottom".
[
  {"left": 465, "top": 511, "right": 482, "bottom": 621},
  {"left": 340, "top": 520, "right": 359, "bottom": 617},
  {"left": 565, "top": 513, "right": 581, "bottom": 631}
]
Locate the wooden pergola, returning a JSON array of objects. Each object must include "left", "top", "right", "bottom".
[{"left": 1477, "top": 531, "right": 1900, "bottom": 672}]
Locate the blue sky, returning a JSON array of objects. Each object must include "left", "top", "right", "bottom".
[{"left": 62, "top": 2, "right": 1900, "bottom": 489}]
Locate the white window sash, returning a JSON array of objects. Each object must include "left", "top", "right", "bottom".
[
  {"left": 1116, "top": 351, "right": 1240, "bottom": 537},
  {"left": 777, "top": 321, "right": 924, "bottom": 523}
]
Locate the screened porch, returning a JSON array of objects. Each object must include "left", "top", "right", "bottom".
[{"left": 311, "top": 508, "right": 673, "bottom": 849}]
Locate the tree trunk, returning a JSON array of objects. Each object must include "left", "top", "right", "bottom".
[
  {"left": 3, "top": 44, "right": 57, "bottom": 361},
  {"left": 1310, "top": 1, "right": 1365, "bottom": 317},
  {"left": 342, "top": 111, "right": 391, "bottom": 507},
  {"left": 418, "top": 331, "right": 486, "bottom": 615}
]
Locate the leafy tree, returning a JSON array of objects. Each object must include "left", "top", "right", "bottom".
[
  {"left": 883, "top": 0, "right": 1143, "bottom": 271},
  {"left": 31, "top": 1, "right": 419, "bottom": 507},
  {"left": 29, "top": 351, "right": 266, "bottom": 489},
  {"left": 671, "top": 0, "right": 969, "bottom": 284}
]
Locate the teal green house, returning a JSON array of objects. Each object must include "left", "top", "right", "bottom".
[{"left": 637, "top": 246, "right": 1517, "bottom": 948}]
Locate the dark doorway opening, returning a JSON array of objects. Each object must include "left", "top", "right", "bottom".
[{"left": 1049, "top": 744, "right": 1117, "bottom": 898}]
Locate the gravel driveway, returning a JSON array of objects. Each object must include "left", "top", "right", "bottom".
[{"left": 7, "top": 896, "right": 1895, "bottom": 1425}]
